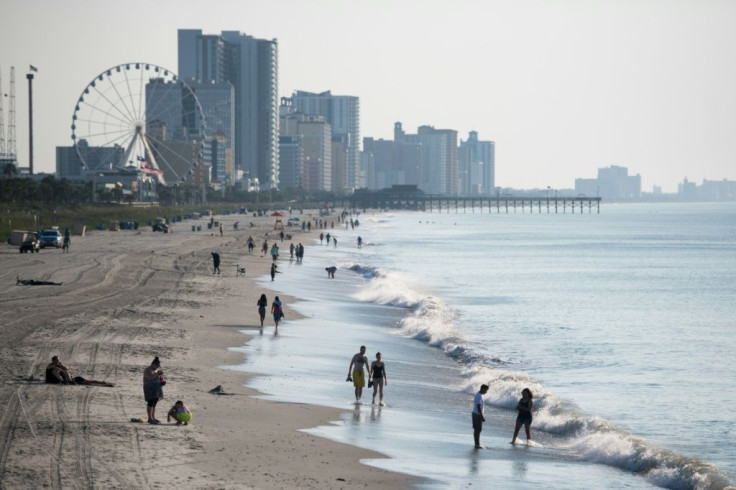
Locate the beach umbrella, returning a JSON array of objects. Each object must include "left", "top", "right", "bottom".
[{"left": 271, "top": 211, "right": 285, "bottom": 217}]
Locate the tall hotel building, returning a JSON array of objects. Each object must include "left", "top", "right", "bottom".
[
  {"left": 178, "top": 29, "right": 279, "bottom": 189},
  {"left": 459, "top": 131, "right": 495, "bottom": 196},
  {"left": 287, "top": 91, "right": 360, "bottom": 192}
]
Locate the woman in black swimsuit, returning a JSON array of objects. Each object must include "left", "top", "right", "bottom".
[
  {"left": 256, "top": 294, "right": 268, "bottom": 327},
  {"left": 369, "top": 352, "right": 388, "bottom": 406},
  {"left": 511, "top": 388, "right": 534, "bottom": 444}
]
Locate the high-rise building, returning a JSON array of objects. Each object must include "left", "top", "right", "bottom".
[
  {"left": 362, "top": 134, "right": 422, "bottom": 191},
  {"left": 280, "top": 100, "right": 333, "bottom": 192},
  {"left": 178, "top": 29, "right": 279, "bottom": 189},
  {"left": 394, "top": 123, "right": 457, "bottom": 195},
  {"left": 187, "top": 80, "right": 235, "bottom": 184},
  {"left": 297, "top": 116, "right": 332, "bottom": 192},
  {"left": 459, "top": 131, "right": 495, "bottom": 196},
  {"left": 331, "top": 134, "right": 349, "bottom": 193},
  {"left": 278, "top": 135, "right": 303, "bottom": 190},
  {"left": 287, "top": 90, "right": 360, "bottom": 192}
]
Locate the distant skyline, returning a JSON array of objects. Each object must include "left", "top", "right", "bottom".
[{"left": 1, "top": 0, "right": 735, "bottom": 193}]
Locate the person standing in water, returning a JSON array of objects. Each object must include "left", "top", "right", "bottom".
[
  {"left": 256, "top": 294, "right": 268, "bottom": 327},
  {"left": 369, "top": 352, "right": 387, "bottom": 406},
  {"left": 271, "top": 296, "right": 284, "bottom": 332},
  {"left": 270, "top": 262, "right": 280, "bottom": 281},
  {"left": 511, "top": 388, "right": 534, "bottom": 445},
  {"left": 347, "top": 346, "right": 369, "bottom": 404},
  {"left": 473, "top": 384, "right": 489, "bottom": 449}
]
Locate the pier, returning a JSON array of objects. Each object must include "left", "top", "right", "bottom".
[{"left": 337, "top": 192, "right": 601, "bottom": 214}]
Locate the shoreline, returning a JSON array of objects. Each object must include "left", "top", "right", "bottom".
[{"left": 0, "top": 212, "right": 417, "bottom": 489}]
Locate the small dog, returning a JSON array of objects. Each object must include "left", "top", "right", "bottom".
[{"left": 236, "top": 265, "right": 246, "bottom": 277}]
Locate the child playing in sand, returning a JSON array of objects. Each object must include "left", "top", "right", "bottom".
[{"left": 167, "top": 400, "right": 192, "bottom": 425}]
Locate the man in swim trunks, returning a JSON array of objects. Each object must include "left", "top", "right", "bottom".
[{"left": 347, "top": 345, "right": 369, "bottom": 404}]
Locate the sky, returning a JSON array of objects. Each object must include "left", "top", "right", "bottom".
[{"left": 1, "top": 0, "right": 735, "bottom": 192}]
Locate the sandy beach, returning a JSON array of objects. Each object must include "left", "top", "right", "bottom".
[{"left": 0, "top": 213, "right": 416, "bottom": 489}]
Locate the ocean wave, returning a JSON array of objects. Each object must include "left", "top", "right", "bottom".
[
  {"left": 346, "top": 263, "right": 386, "bottom": 280},
  {"left": 347, "top": 261, "right": 733, "bottom": 489},
  {"left": 462, "top": 367, "right": 732, "bottom": 490},
  {"left": 350, "top": 265, "right": 510, "bottom": 366}
]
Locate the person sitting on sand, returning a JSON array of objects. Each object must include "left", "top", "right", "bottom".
[
  {"left": 46, "top": 356, "right": 74, "bottom": 384},
  {"left": 167, "top": 400, "right": 192, "bottom": 425}
]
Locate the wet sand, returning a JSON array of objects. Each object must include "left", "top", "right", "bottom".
[{"left": 0, "top": 213, "right": 416, "bottom": 489}]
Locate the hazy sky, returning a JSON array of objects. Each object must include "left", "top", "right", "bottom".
[{"left": 1, "top": 0, "right": 735, "bottom": 192}]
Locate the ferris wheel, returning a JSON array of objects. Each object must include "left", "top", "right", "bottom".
[{"left": 71, "top": 62, "right": 205, "bottom": 185}]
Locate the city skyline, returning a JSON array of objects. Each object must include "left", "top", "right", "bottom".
[{"left": 1, "top": 0, "right": 735, "bottom": 193}]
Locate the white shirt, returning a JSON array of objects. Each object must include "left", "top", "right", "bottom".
[{"left": 473, "top": 392, "right": 484, "bottom": 415}]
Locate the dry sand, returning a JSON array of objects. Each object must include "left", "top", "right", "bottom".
[{"left": 0, "top": 213, "right": 416, "bottom": 489}]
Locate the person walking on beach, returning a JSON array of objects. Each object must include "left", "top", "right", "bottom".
[
  {"left": 296, "top": 243, "right": 304, "bottom": 263},
  {"left": 473, "top": 384, "right": 489, "bottom": 449},
  {"left": 369, "top": 352, "right": 388, "bottom": 406},
  {"left": 271, "top": 296, "right": 284, "bottom": 332},
  {"left": 347, "top": 346, "right": 369, "bottom": 404},
  {"left": 511, "top": 388, "right": 534, "bottom": 445},
  {"left": 211, "top": 252, "right": 221, "bottom": 275},
  {"left": 63, "top": 229, "right": 70, "bottom": 253},
  {"left": 271, "top": 243, "right": 279, "bottom": 261},
  {"left": 290, "top": 243, "right": 295, "bottom": 261},
  {"left": 257, "top": 293, "right": 268, "bottom": 327},
  {"left": 143, "top": 357, "right": 164, "bottom": 424},
  {"left": 247, "top": 236, "right": 255, "bottom": 254}
]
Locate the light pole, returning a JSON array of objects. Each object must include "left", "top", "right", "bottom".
[{"left": 26, "top": 72, "right": 34, "bottom": 175}]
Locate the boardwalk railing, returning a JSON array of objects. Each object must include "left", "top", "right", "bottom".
[{"left": 338, "top": 195, "right": 601, "bottom": 214}]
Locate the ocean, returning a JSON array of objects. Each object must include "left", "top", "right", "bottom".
[{"left": 232, "top": 202, "right": 735, "bottom": 489}]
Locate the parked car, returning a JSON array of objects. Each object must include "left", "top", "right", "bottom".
[
  {"left": 40, "top": 229, "right": 62, "bottom": 248},
  {"left": 19, "top": 236, "right": 40, "bottom": 253}
]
